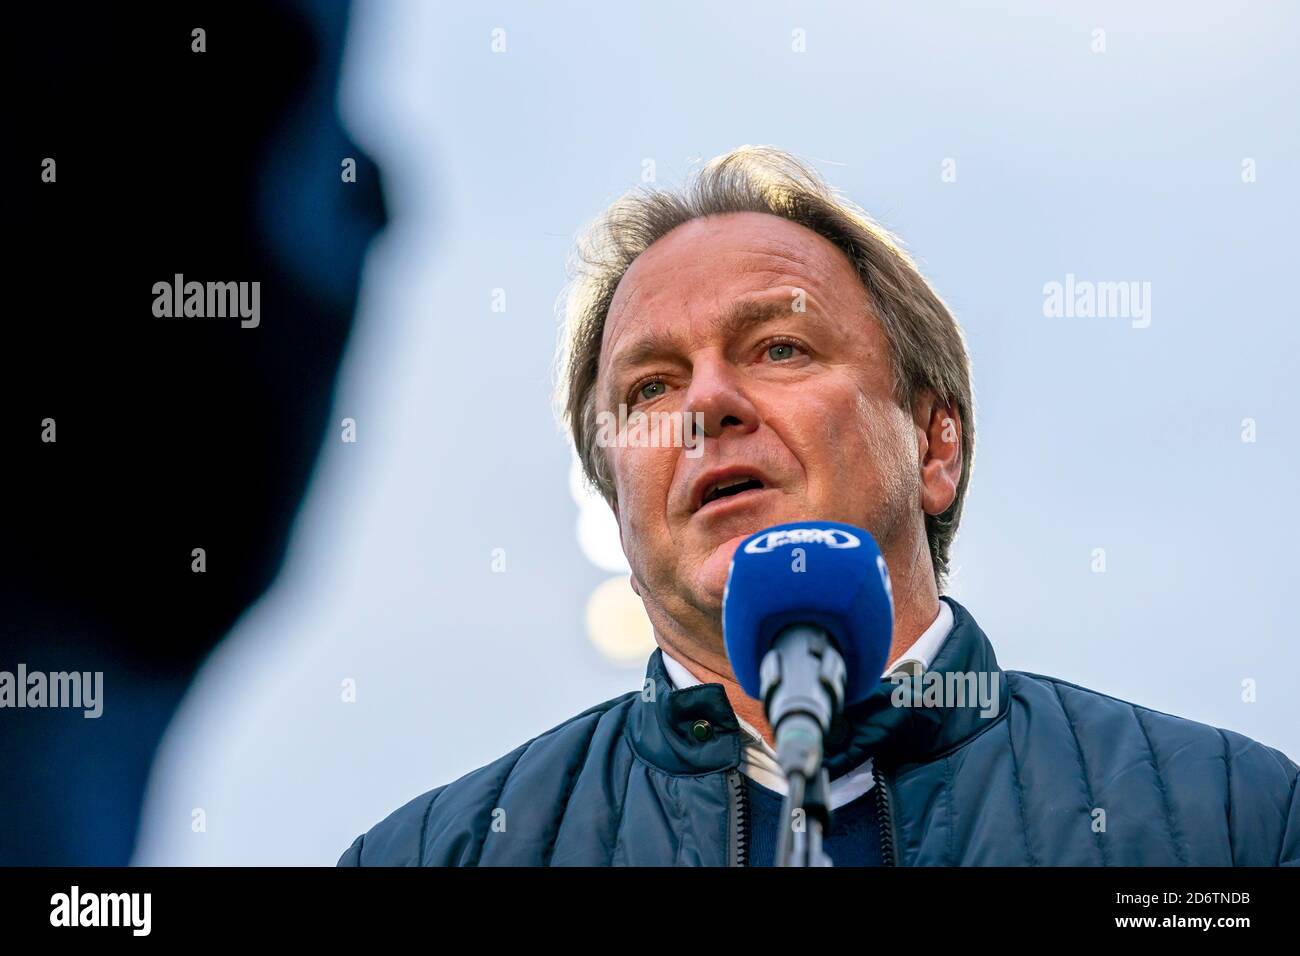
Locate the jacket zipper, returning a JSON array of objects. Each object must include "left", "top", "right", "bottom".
[
  {"left": 730, "top": 764, "right": 898, "bottom": 866},
  {"left": 728, "top": 764, "right": 899, "bottom": 868},
  {"left": 726, "top": 768, "right": 748, "bottom": 867},
  {"left": 873, "top": 761, "right": 899, "bottom": 866}
]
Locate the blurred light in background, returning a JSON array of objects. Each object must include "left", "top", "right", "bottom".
[
  {"left": 571, "top": 455, "right": 631, "bottom": 576},
  {"left": 585, "top": 576, "right": 656, "bottom": 666},
  {"left": 570, "top": 454, "right": 657, "bottom": 665}
]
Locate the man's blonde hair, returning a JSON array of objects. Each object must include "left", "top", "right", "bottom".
[{"left": 556, "top": 145, "right": 975, "bottom": 589}]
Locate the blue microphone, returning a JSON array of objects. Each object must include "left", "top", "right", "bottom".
[
  {"left": 722, "top": 521, "right": 895, "bottom": 865},
  {"left": 723, "top": 520, "right": 894, "bottom": 707}
]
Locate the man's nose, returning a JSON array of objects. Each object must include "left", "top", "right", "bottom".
[{"left": 685, "top": 356, "right": 760, "bottom": 441}]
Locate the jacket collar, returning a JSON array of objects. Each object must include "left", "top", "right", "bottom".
[{"left": 626, "top": 596, "right": 1009, "bottom": 777}]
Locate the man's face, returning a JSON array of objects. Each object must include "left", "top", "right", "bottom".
[{"left": 595, "top": 211, "right": 924, "bottom": 629}]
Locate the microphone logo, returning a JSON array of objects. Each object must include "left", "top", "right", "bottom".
[{"left": 742, "top": 526, "right": 861, "bottom": 554}]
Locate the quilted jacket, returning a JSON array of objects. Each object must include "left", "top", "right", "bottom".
[{"left": 338, "top": 596, "right": 1300, "bottom": 866}]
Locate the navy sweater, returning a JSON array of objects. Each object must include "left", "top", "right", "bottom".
[{"left": 744, "top": 776, "right": 884, "bottom": 866}]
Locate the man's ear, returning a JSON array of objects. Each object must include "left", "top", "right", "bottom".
[{"left": 914, "top": 391, "right": 962, "bottom": 516}]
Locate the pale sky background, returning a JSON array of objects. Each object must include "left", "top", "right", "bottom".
[{"left": 134, "top": 0, "right": 1299, "bottom": 864}]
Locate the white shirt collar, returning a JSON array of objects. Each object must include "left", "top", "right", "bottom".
[{"left": 657, "top": 598, "right": 956, "bottom": 809}]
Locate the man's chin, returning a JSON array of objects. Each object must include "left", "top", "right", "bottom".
[
  {"left": 694, "top": 533, "right": 752, "bottom": 605},
  {"left": 683, "top": 505, "right": 813, "bottom": 606}
]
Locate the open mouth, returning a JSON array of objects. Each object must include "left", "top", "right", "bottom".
[{"left": 701, "top": 475, "right": 765, "bottom": 508}]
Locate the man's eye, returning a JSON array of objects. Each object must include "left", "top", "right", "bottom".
[
  {"left": 638, "top": 380, "right": 666, "bottom": 401},
  {"left": 767, "top": 342, "right": 797, "bottom": 361}
]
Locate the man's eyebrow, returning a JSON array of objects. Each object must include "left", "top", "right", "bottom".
[
  {"left": 609, "top": 297, "right": 804, "bottom": 371},
  {"left": 601, "top": 295, "right": 811, "bottom": 404},
  {"left": 713, "top": 296, "right": 806, "bottom": 332}
]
